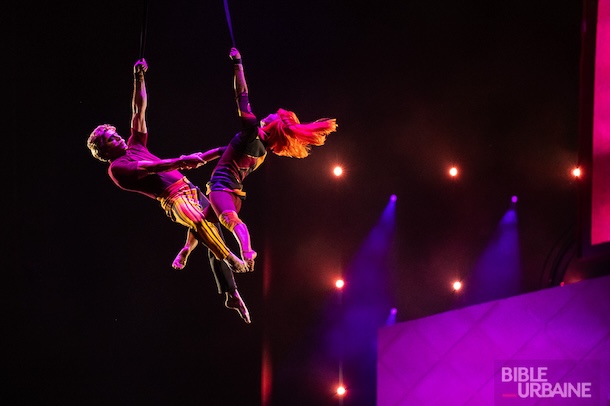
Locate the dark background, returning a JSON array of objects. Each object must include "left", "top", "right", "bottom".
[{"left": 8, "top": 1, "right": 609, "bottom": 405}]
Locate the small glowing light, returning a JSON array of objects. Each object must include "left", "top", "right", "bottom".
[
  {"left": 390, "top": 194, "right": 397, "bottom": 202},
  {"left": 336, "top": 386, "right": 346, "bottom": 396},
  {"left": 572, "top": 167, "right": 581, "bottom": 178},
  {"left": 385, "top": 307, "right": 398, "bottom": 326},
  {"left": 452, "top": 281, "right": 462, "bottom": 291},
  {"left": 335, "top": 279, "right": 345, "bottom": 289},
  {"left": 333, "top": 166, "right": 343, "bottom": 177},
  {"left": 449, "top": 167, "right": 458, "bottom": 177}
]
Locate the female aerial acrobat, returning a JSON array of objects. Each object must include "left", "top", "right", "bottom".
[{"left": 172, "top": 47, "right": 338, "bottom": 272}]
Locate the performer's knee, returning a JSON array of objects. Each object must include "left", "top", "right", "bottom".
[{"left": 219, "top": 210, "right": 243, "bottom": 232}]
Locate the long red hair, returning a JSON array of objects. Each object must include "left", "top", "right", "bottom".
[{"left": 262, "top": 108, "right": 337, "bottom": 158}]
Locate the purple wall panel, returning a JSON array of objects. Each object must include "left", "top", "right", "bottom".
[
  {"left": 378, "top": 276, "right": 610, "bottom": 405},
  {"left": 592, "top": 0, "right": 610, "bottom": 245}
]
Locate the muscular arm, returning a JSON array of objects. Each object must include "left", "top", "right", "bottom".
[
  {"left": 230, "top": 48, "right": 250, "bottom": 118},
  {"left": 135, "top": 147, "right": 226, "bottom": 177},
  {"left": 233, "top": 62, "right": 247, "bottom": 99},
  {"left": 200, "top": 146, "right": 227, "bottom": 162},
  {"left": 131, "top": 59, "right": 148, "bottom": 134}
]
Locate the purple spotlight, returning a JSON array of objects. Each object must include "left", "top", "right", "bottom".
[
  {"left": 511, "top": 195, "right": 518, "bottom": 203},
  {"left": 390, "top": 194, "right": 397, "bottom": 202},
  {"left": 385, "top": 307, "right": 398, "bottom": 326}
]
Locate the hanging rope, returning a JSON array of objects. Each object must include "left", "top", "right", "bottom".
[
  {"left": 223, "top": 0, "right": 236, "bottom": 47},
  {"left": 139, "top": 0, "right": 149, "bottom": 59}
]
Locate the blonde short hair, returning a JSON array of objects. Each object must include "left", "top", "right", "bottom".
[{"left": 87, "top": 124, "right": 116, "bottom": 162}]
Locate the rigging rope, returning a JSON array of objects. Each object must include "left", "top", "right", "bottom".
[
  {"left": 223, "top": 0, "right": 236, "bottom": 47},
  {"left": 139, "top": 1, "right": 149, "bottom": 60}
]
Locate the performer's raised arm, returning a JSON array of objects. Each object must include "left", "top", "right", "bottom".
[
  {"left": 230, "top": 47, "right": 248, "bottom": 101},
  {"left": 229, "top": 47, "right": 256, "bottom": 125},
  {"left": 131, "top": 58, "right": 148, "bottom": 134}
]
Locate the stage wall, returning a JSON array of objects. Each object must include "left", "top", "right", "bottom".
[
  {"left": 378, "top": 276, "right": 610, "bottom": 405},
  {"left": 592, "top": 0, "right": 610, "bottom": 246}
]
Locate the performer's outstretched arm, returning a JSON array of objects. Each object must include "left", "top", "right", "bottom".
[
  {"left": 200, "top": 146, "right": 227, "bottom": 162},
  {"left": 136, "top": 146, "right": 226, "bottom": 176}
]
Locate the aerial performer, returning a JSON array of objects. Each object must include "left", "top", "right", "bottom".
[
  {"left": 172, "top": 47, "right": 338, "bottom": 273},
  {"left": 86, "top": 58, "right": 252, "bottom": 324}
]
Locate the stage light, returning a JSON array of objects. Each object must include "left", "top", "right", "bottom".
[
  {"left": 511, "top": 195, "right": 518, "bottom": 203},
  {"left": 385, "top": 307, "right": 398, "bottom": 326},
  {"left": 333, "top": 166, "right": 343, "bottom": 177},
  {"left": 390, "top": 194, "right": 397, "bottom": 203},
  {"left": 335, "top": 279, "right": 345, "bottom": 289},
  {"left": 336, "top": 385, "right": 346, "bottom": 396},
  {"left": 449, "top": 166, "right": 458, "bottom": 177},
  {"left": 572, "top": 167, "right": 581, "bottom": 178},
  {"left": 452, "top": 281, "right": 462, "bottom": 291}
]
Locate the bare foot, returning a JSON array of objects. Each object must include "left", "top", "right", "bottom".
[
  {"left": 225, "top": 290, "right": 251, "bottom": 324},
  {"left": 172, "top": 247, "right": 191, "bottom": 270},
  {"left": 242, "top": 250, "right": 257, "bottom": 272},
  {"left": 224, "top": 253, "right": 249, "bottom": 273}
]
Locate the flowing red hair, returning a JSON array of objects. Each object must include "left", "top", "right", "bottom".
[{"left": 262, "top": 108, "right": 337, "bottom": 158}]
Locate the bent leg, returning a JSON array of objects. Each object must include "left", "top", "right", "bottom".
[
  {"left": 207, "top": 223, "right": 237, "bottom": 292},
  {"left": 207, "top": 223, "right": 250, "bottom": 323},
  {"left": 208, "top": 190, "right": 256, "bottom": 271},
  {"left": 219, "top": 210, "right": 257, "bottom": 272},
  {"left": 168, "top": 189, "right": 247, "bottom": 273},
  {"left": 172, "top": 229, "right": 199, "bottom": 270}
]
